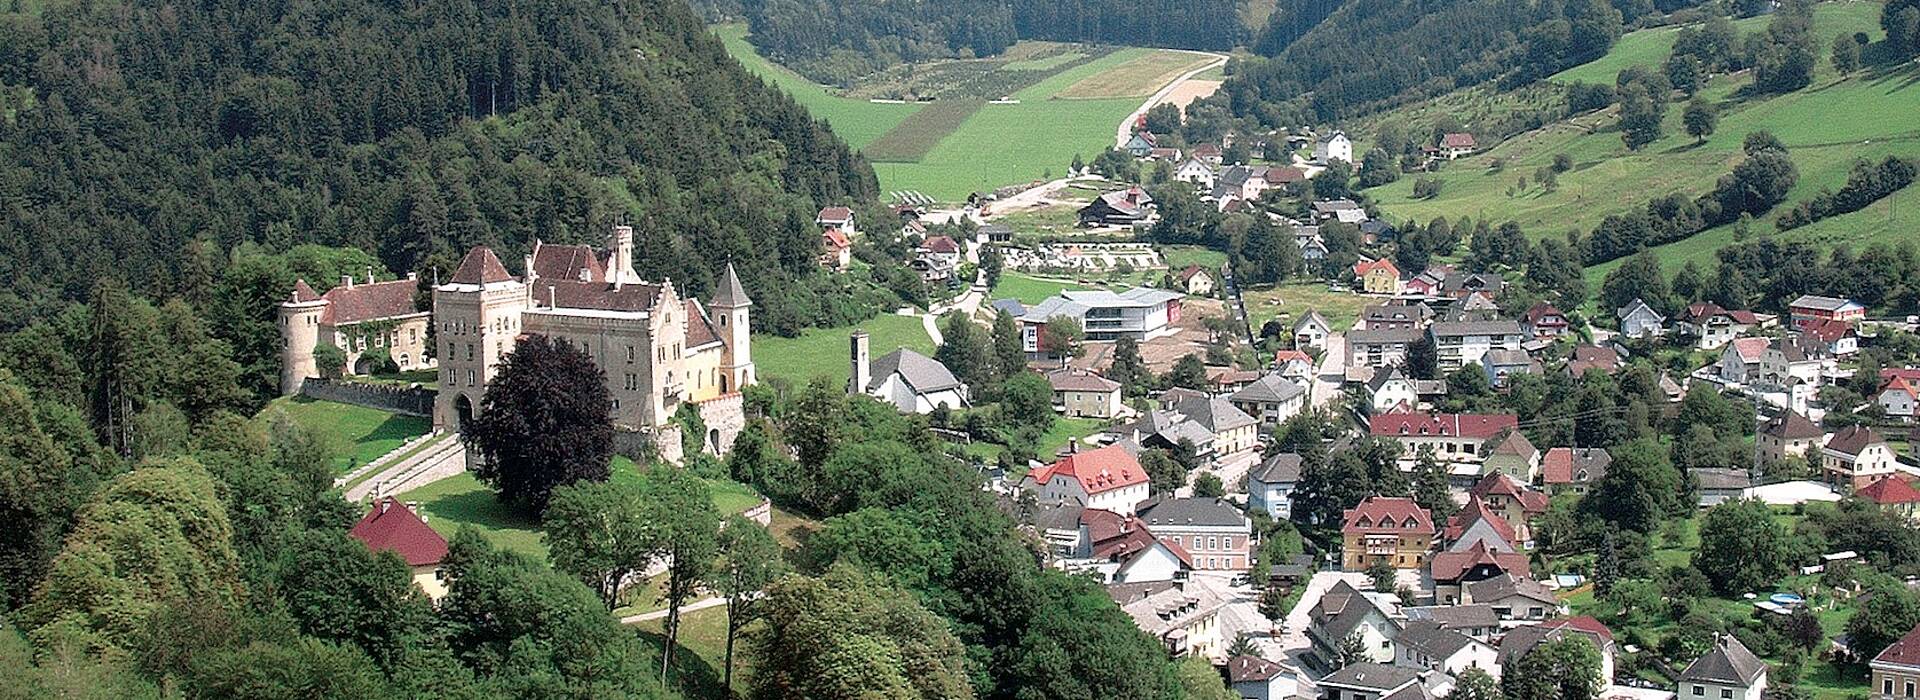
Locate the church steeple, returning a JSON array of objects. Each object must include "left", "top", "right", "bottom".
[
  {"left": 712, "top": 261, "right": 751, "bottom": 308},
  {"left": 711, "top": 261, "right": 753, "bottom": 393}
]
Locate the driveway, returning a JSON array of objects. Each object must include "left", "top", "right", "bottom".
[
  {"left": 1113, "top": 51, "right": 1230, "bottom": 150},
  {"left": 1312, "top": 333, "right": 1346, "bottom": 409}
]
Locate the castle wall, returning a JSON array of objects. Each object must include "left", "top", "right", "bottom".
[
  {"left": 299, "top": 379, "right": 436, "bottom": 416},
  {"left": 697, "top": 392, "right": 746, "bottom": 455}
]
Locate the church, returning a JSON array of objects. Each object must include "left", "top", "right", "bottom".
[{"left": 279, "top": 225, "right": 754, "bottom": 456}]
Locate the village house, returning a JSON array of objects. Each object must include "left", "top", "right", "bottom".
[
  {"left": 1429, "top": 319, "right": 1523, "bottom": 371},
  {"left": 1342, "top": 496, "right": 1436, "bottom": 570},
  {"left": 397, "top": 231, "right": 753, "bottom": 457},
  {"left": 1192, "top": 142, "right": 1224, "bottom": 165},
  {"left": 1760, "top": 335, "right": 1831, "bottom": 391},
  {"left": 1521, "top": 302, "right": 1570, "bottom": 339},
  {"left": 348, "top": 497, "right": 450, "bottom": 600},
  {"left": 815, "top": 206, "right": 856, "bottom": 234},
  {"left": 1066, "top": 508, "right": 1194, "bottom": 583},
  {"left": 1566, "top": 344, "right": 1622, "bottom": 378},
  {"left": 1295, "top": 310, "right": 1333, "bottom": 351},
  {"left": 1541, "top": 447, "right": 1611, "bottom": 495},
  {"left": 1020, "top": 287, "right": 1182, "bottom": 354},
  {"left": 1148, "top": 147, "right": 1183, "bottom": 162},
  {"left": 1249, "top": 453, "right": 1302, "bottom": 520},
  {"left": 1719, "top": 337, "right": 1770, "bottom": 385},
  {"left": 1208, "top": 366, "right": 1262, "bottom": 394},
  {"left": 1617, "top": 298, "right": 1666, "bottom": 338},
  {"left": 1497, "top": 617, "right": 1618, "bottom": 690},
  {"left": 1405, "top": 269, "right": 1446, "bottom": 298},
  {"left": 1315, "top": 130, "right": 1354, "bottom": 164},
  {"left": 1443, "top": 497, "right": 1521, "bottom": 554},
  {"left": 1805, "top": 318, "right": 1860, "bottom": 357},
  {"left": 1124, "top": 130, "right": 1158, "bottom": 157},
  {"left": 1109, "top": 579, "right": 1228, "bottom": 659},
  {"left": 1461, "top": 573, "right": 1564, "bottom": 624},
  {"left": 1175, "top": 157, "right": 1216, "bottom": 188},
  {"left": 1313, "top": 198, "right": 1368, "bottom": 224},
  {"left": 1348, "top": 328, "right": 1421, "bottom": 372},
  {"left": 1677, "top": 634, "right": 1768, "bottom": 700},
  {"left": 1758, "top": 411, "right": 1826, "bottom": 466},
  {"left": 1047, "top": 369, "right": 1124, "bottom": 419},
  {"left": 1309, "top": 581, "right": 1406, "bottom": 665},
  {"left": 1871, "top": 622, "right": 1920, "bottom": 699},
  {"left": 1359, "top": 302, "right": 1434, "bottom": 331},
  {"left": 1318, "top": 663, "right": 1425, "bottom": 700},
  {"left": 1431, "top": 539, "right": 1531, "bottom": 605},
  {"left": 1210, "top": 164, "right": 1308, "bottom": 202},
  {"left": 1366, "top": 368, "right": 1425, "bottom": 415},
  {"left": 1857, "top": 476, "right": 1920, "bottom": 522},
  {"left": 1176, "top": 265, "right": 1215, "bottom": 296},
  {"left": 1114, "top": 395, "right": 1261, "bottom": 468},
  {"left": 1228, "top": 655, "right": 1303, "bottom": 700},
  {"left": 851, "top": 333, "right": 969, "bottom": 414},
  {"left": 277, "top": 272, "right": 432, "bottom": 392},
  {"left": 1880, "top": 376, "right": 1920, "bottom": 421},
  {"left": 819, "top": 227, "right": 852, "bottom": 270},
  {"left": 1355, "top": 258, "right": 1403, "bottom": 295},
  {"left": 1395, "top": 620, "right": 1499, "bottom": 681},
  {"left": 1439, "top": 132, "right": 1478, "bottom": 159},
  {"left": 1480, "top": 349, "right": 1537, "bottom": 389},
  {"left": 1369, "top": 412, "right": 1520, "bottom": 463},
  {"left": 1467, "top": 472, "right": 1548, "bottom": 544},
  {"left": 1481, "top": 430, "right": 1542, "bottom": 484},
  {"left": 1274, "top": 349, "right": 1317, "bottom": 381},
  {"left": 1137, "top": 496, "right": 1254, "bottom": 572},
  {"left": 1674, "top": 303, "right": 1759, "bottom": 349},
  {"left": 1022, "top": 444, "right": 1152, "bottom": 515},
  {"left": 1231, "top": 373, "right": 1308, "bottom": 425},
  {"left": 911, "top": 235, "right": 961, "bottom": 284},
  {"left": 1438, "top": 272, "right": 1503, "bottom": 302},
  {"left": 1695, "top": 468, "right": 1755, "bottom": 507},
  {"left": 1080, "top": 186, "right": 1155, "bottom": 226},
  {"left": 1787, "top": 293, "right": 1865, "bottom": 330},
  {"left": 1824, "top": 425, "right": 1898, "bottom": 492},
  {"left": 1403, "top": 605, "right": 1501, "bottom": 641}
]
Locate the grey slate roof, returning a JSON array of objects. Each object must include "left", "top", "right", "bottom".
[
  {"left": 1397, "top": 620, "right": 1480, "bottom": 660},
  {"left": 1170, "top": 396, "right": 1258, "bottom": 433},
  {"left": 1465, "top": 573, "right": 1557, "bottom": 606},
  {"left": 1678, "top": 635, "right": 1767, "bottom": 685},
  {"left": 1404, "top": 604, "right": 1499, "bottom": 630},
  {"left": 1251, "top": 453, "right": 1303, "bottom": 485},
  {"left": 1430, "top": 319, "right": 1522, "bottom": 337},
  {"left": 1312, "top": 581, "right": 1398, "bottom": 642},
  {"left": 1349, "top": 328, "right": 1423, "bottom": 345},
  {"left": 1029, "top": 502, "right": 1085, "bottom": 533},
  {"left": 1789, "top": 294, "right": 1856, "bottom": 311},
  {"left": 868, "top": 348, "right": 963, "bottom": 393},
  {"left": 1232, "top": 374, "right": 1306, "bottom": 404},
  {"left": 1137, "top": 496, "right": 1252, "bottom": 529},
  {"left": 1295, "top": 310, "right": 1331, "bottom": 333},
  {"left": 990, "top": 298, "right": 1028, "bottom": 317},
  {"left": 1320, "top": 662, "right": 1419, "bottom": 691},
  {"left": 712, "top": 262, "right": 751, "bottom": 307}
]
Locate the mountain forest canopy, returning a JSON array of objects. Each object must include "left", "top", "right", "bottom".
[{"left": 0, "top": 0, "right": 878, "bottom": 334}]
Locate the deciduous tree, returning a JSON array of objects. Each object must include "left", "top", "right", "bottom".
[{"left": 464, "top": 335, "right": 614, "bottom": 515}]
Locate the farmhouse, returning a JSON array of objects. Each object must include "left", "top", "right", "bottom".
[
  {"left": 815, "top": 206, "right": 855, "bottom": 234},
  {"left": 1176, "top": 265, "right": 1215, "bottom": 296},
  {"left": 1079, "top": 187, "right": 1155, "bottom": 226},
  {"left": 1175, "top": 157, "right": 1216, "bottom": 188},
  {"left": 1823, "top": 425, "right": 1897, "bottom": 491},
  {"left": 1439, "top": 132, "right": 1478, "bottom": 159},
  {"left": 1312, "top": 198, "right": 1368, "bottom": 224},
  {"left": 1314, "top": 130, "right": 1354, "bottom": 164},
  {"left": 1759, "top": 411, "right": 1826, "bottom": 465},
  {"left": 1787, "top": 294, "right": 1864, "bottom": 329}
]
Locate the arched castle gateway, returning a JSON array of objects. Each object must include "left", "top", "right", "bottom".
[{"left": 280, "top": 226, "right": 753, "bottom": 456}]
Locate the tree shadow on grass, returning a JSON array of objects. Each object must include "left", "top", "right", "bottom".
[
  {"left": 417, "top": 487, "right": 540, "bottom": 533},
  {"left": 634, "top": 629, "right": 733, "bottom": 699}
]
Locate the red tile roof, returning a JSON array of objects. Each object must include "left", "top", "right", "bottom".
[
  {"left": 1858, "top": 476, "right": 1920, "bottom": 505},
  {"left": 684, "top": 300, "right": 721, "bottom": 348},
  {"left": 1342, "top": 496, "right": 1434, "bottom": 535},
  {"left": 1884, "top": 377, "right": 1920, "bottom": 400},
  {"left": 921, "top": 235, "right": 960, "bottom": 254},
  {"left": 1882, "top": 368, "right": 1920, "bottom": 383},
  {"left": 1178, "top": 265, "right": 1208, "bottom": 282},
  {"left": 1430, "top": 540, "right": 1529, "bottom": 582},
  {"left": 321, "top": 279, "right": 420, "bottom": 325},
  {"left": 1726, "top": 337, "right": 1769, "bottom": 362},
  {"left": 1523, "top": 302, "right": 1566, "bottom": 326},
  {"left": 1874, "top": 623, "right": 1920, "bottom": 667},
  {"left": 1543, "top": 616, "right": 1615, "bottom": 644},
  {"left": 1441, "top": 133, "right": 1477, "bottom": 149},
  {"left": 1264, "top": 166, "right": 1307, "bottom": 184},
  {"left": 348, "top": 498, "right": 448, "bottom": 567},
  {"left": 822, "top": 228, "right": 851, "bottom": 249},
  {"left": 1369, "top": 413, "right": 1519, "bottom": 441},
  {"left": 290, "top": 279, "right": 322, "bottom": 303},
  {"left": 817, "top": 206, "right": 853, "bottom": 222},
  {"left": 530, "top": 243, "right": 608, "bottom": 284},
  {"left": 450, "top": 246, "right": 515, "bottom": 285},
  {"left": 1082, "top": 509, "right": 1194, "bottom": 568},
  {"left": 1469, "top": 472, "right": 1549, "bottom": 513},
  {"left": 534, "top": 279, "right": 661, "bottom": 312},
  {"left": 1026, "top": 445, "right": 1149, "bottom": 496},
  {"left": 1542, "top": 447, "right": 1610, "bottom": 485},
  {"left": 1273, "top": 350, "right": 1312, "bottom": 364},
  {"left": 1354, "top": 258, "right": 1400, "bottom": 279},
  {"left": 1805, "top": 318, "right": 1856, "bottom": 343}
]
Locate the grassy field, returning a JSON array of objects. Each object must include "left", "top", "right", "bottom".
[
  {"left": 714, "top": 24, "right": 920, "bottom": 148},
  {"left": 862, "top": 98, "right": 987, "bottom": 162},
  {"left": 990, "top": 273, "right": 1089, "bottom": 304},
  {"left": 1163, "top": 245, "right": 1229, "bottom": 271},
  {"left": 718, "top": 27, "right": 1206, "bottom": 201},
  {"left": 258, "top": 396, "right": 429, "bottom": 474},
  {"left": 962, "top": 416, "right": 1107, "bottom": 463},
  {"left": 1055, "top": 50, "right": 1216, "bottom": 99},
  {"left": 1548, "top": 11, "right": 1779, "bottom": 85},
  {"left": 1243, "top": 281, "right": 1373, "bottom": 331},
  {"left": 753, "top": 313, "right": 935, "bottom": 387}
]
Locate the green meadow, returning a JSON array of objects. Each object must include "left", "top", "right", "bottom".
[
  {"left": 258, "top": 396, "right": 430, "bottom": 474},
  {"left": 752, "top": 312, "right": 936, "bottom": 387}
]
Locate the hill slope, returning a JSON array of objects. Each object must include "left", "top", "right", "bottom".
[{"left": 0, "top": 0, "right": 875, "bottom": 327}]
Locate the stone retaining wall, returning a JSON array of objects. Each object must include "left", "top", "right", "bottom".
[{"left": 301, "top": 379, "right": 435, "bottom": 416}]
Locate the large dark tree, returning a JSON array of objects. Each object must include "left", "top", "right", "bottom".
[{"left": 465, "top": 335, "right": 614, "bottom": 514}]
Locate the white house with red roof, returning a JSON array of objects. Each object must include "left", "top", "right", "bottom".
[
  {"left": 1369, "top": 412, "right": 1520, "bottom": 463},
  {"left": 819, "top": 227, "right": 852, "bottom": 271},
  {"left": 1497, "top": 616, "right": 1617, "bottom": 688},
  {"left": 349, "top": 497, "right": 451, "bottom": 600},
  {"left": 1273, "top": 349, "right": 1316, "bottom": 381},
  {"left": 1881, "top": 377, "right": 1920, "bottom": 421},
  {"left": 1072, "top": 508, "right": 1194, "bottom": 583},
  {"left": 1023, "top": 445, "right": 1152, "bottom": 515},
  {"left": 1824, "top": 425, "right": 1898, "bottom": 491},
  {"left": 1804, "top": 317, "right": 1860, "bottom": 356},
  {"left": 1674, "top": 303, "right": 1760, "bottom": 349},
  {"left": 1719, "top": 337, "right": 1770, "bottom": 385},
  {"left": 1521, "top": 302, "right": 1570, "bottom": 339},
  {"left": 1439, "top": 132, "right": 1478, "bottom": 159},
  {"left": 1466, "top": 472, "right": 1548, "bottom": 545},
  {"left": 278, "top": 271, "right": 433, "bottom": 395},
  {"left": 815, "top": 206, "right": 856, "bottom": 234},
  {"left": 1857, "top": 476, "right": 1920, "bottom": 522},
  {"left": 1342, "top": 496, "right": 1435, "bottom": 570}
]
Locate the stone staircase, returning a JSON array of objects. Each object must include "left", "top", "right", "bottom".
[{"left": 344, "top": 432, "right": 467, "bottom": 502}]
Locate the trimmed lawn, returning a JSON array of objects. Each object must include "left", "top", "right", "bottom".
[
  {"left": 1163, "top": 245, "right": 1228, "bottom": 271},
  {"left": 991, "top": 273, "right": 1088, "bottom": 305},
  {"left": 753, "top": 313, "right": 935, "bottom": 387},
  {"left": 258, "top": 396, "right": 429, "bottom": 474},
  {"left": 712, "top": 24, "right": 919, "bottom": 149},
  {"left": 1242, "top": 281, "right": 1373, "bottom": 332}
]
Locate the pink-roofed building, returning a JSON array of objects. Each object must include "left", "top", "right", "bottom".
[
  {"left": 1342, "top": 496, "right": 1435, "bottom": 570},
  {"left": 1858, "top": 477, "right": 1920, "bottom": 522},
  {"left": 1022, "top": 445, "right": 1152, "bottom": 515},
  {"left": 1720, "top": 336, "right": 1770, "bottom": 385},
  {"left": 1369, "top": 412, "right": 1520, "bottom": 462},
  {"left": 349, "top": 497, "right": 451, "bottom": 599}
]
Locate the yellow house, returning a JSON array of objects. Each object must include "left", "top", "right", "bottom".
[
  {"left": 1342, "top": 496, "right": 1434, "bottom": 570},
  {"left": 349, "top": 498, "right": 451, "bottom": 601},
  {"left": 1353, "top": 258, "right": 1402, "bottom": 295}
]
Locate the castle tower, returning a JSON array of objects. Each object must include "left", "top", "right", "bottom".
[
  {"left": 278, "top": 279, "right": 329, "bottom": 396},
  {"left": 609, "top": 225, "right": 641, "bottom": 286},
  {"left": 711, "top": 261, "right": 754, "bottom": 394},
  {"left": 433, "top": 246, "right": 527, "bottom": 432},
  {"left": 849, "top": 330, "right": 870, "bottom": 397}
]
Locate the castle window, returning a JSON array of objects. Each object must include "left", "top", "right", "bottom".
[
  {"left": 466, "top": 344, "right": 474, "bottom": 361},
  {"left": 626, "top": 346, "right": 635, "bottom": 362},
  {"left": 718, "top": 315, "right": 726, "bottom": 327},
  {"left": 466, "top": 370, "right": 474, "bottom": 387}
]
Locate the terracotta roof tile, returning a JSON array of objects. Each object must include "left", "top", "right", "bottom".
[
  {"left": 321, "top": 279, "right": 420, "bottom": 324},
  {"left": 348, "top": 498, "right": 448, "bottom": 567},
  {"left": 449, "top": 246, "right": 515, "bottom": 285},
  {"left": 1858, "top": 476, "right": 1920, "bottom": 505},
  {"left": 1342, "top": 496, "right": 1434, "bottom": 535},
  {"left": 1026, "top": 445, "right": 1148, "bottom": 496}
]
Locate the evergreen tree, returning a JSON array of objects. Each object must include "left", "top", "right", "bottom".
[
  {"left": 464, "top": 335, "right": 614, "bottom": 515},
  {"left": 1406, "top": 335, "right": 1439, "bottom": 380},
  {"left": 1108, "top": 336, "right": 1151, "bottom": 394},
  {"left": 1412, "top": 450, "right": 1457, "bottom": 520},
  {"left": 935, "top": 312, "right": 993, "bottom": 394}
]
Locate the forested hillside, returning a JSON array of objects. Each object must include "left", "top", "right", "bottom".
[
  {"left": 0, "top": 0, "right": 876, "bottom": 332},
  {"left": 730, "top": 0, "right": 1243, "bottom": 85}
]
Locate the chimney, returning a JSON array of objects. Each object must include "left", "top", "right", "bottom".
[
  {"left": 365, "top": 266, "right": 374, "bottom": 285},
  {"left": 850, "top": 331, "right": 871, "bottom": 396},
  {"left": 407, "top": 271, "right": 417, "bottom": 281},
  {"left": 341, "top": 274, "right": 354, "bottom": 289},
  {"left": 379, "top": 499, "right": 391, "bottom": 513},
  {"left": 612, "top": 225, "right": 636, "bottom": 286}
]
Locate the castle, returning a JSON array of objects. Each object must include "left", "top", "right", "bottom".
[{"left": 280, "top": 225, "right": 754, "bottom": 455}]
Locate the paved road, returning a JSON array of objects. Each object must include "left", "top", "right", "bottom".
[
  {"left": 1312, "top": 333, "right": 1346, "bottom": 410},
  {"left": 1113, "top": 50, "right": 1230, "bottom": 150},
  {"left": 619, "top": 595, "right": 727, "bottom": 625}
]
